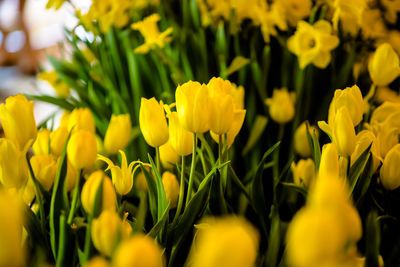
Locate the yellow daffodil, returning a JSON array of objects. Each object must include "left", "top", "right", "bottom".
[
  {"left": 265, "top": 88, "right": 295, "bottom": 124},
  {"left": 131, "top": 14, "right": 173, "bottom": 54},
  {"left": 278, "top": 0, "right": 312, "bottom": 27},
  {"left": 288, "top": 20, "right": 339, "bottom": 69},
  {"left": 368, "top": 43, "right": 400, "bottom": 87},
  {"left": 332, "top": 0, "right": 366, "bottom": 36},
  {"left": 104, "top": 114, "right": 132, "bottom": 154}
]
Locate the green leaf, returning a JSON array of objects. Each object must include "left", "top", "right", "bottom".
[
  {"left": 280, "top": 182, "right": 308, "bottom": 197},
  {"left": 265, "top": 206, "right": 281, "bottom": 267},
  {"left": 139, "top": 163, "right": 158, "bottom": 222},
  {"left": 354, "top": 155, "right": 374, "bottom": 205},
  {"left": 26, "top": 94, "right": 75, "bottom": 111},
  {"left": 365, "top": 211, "right": 381, "bottom": 267},
  {"left": 225, "top": 56, "right": 250, "bottom": 76},
  {"left": 148, "top": 154, "right": 168, "bottom": 221},
  {"left": 147, "top": 203, "right": 170, "bottom": 238},
  {"left": 349, "top": 143, "right": 372, "bottom": 193},
  {"left": 305, "top": 121, "right": 321, "bottom": 171},
  {"left": 242, "top": 115, "right": 269, "bottom": 156}
]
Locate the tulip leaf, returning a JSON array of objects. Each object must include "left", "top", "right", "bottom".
[
  {"left": 354, "top": 155, "right": 374, "bottom": 205},
  {"left": 147, "top": 203, "right": 170, "bottom": 239},
  {"left": 139, "top": 163, "right": 158, "bottom": 223},
  {"left": 280, "top": 182, "right": 307, "bottom": 198},
  {"left": 365, "top": 211, "right": 381, "bottom": 267},
  {"left": 148, "top": 154, "right": 168, "bottom": 222},
  {"left": 305, "top": 121, "right": 321, "bottom": 171},
  {"left": 225, "top": 56, "right": 250, "bottom": 76},
  {"left": 242, "top": 115, "right": 269, "bottom": 156},
  {"left": 265, "top": 206, "right": 281, "bottom": 267},
  {"left": 349, "top": 143, "right": 372, "bottom": 193},
  {"left": 26, "top": 94, "right": 75, "bottom": 111}
]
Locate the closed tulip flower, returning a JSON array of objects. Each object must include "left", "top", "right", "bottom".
[
  {"left": 159, "top": 141, "right": 179, "bottom": 169},
  {"left": 113, "top": 234, "right": 164, "bottom": 267},
  {"left": 368, "top": 43, "right": 400, "bottom": 86},
  {"left": 351, "top": 130, "right": 381, "bottom": 173},
  {"left": 139, "top": 97, "right": 169, "bottom": 147},
  {"left": 134, "top": 165, "right": 153, "bottom": 193},
  {"left": 30, "top": 154, "right": 57, "bottom": 191},
  {"left": 176, "top": 81, "right": 211, "bottom": 133},
  {"left": 67, "top": 108, "right": 96, "bottom": 133},
  {"left": 162, "top": 171, "right": 179, "bottom": 208},
  {"left": 50, "top": 126, "right": 69, "bottom": 156},
  {"left": 98, "top": 150, "right": 134, "bottom": 195},
  {"left": 0, "top": 94, "right": 37, "bottom": 149},
  {"left": 67, "top": 130, "right": 98, "bottom": 170},
  {"left": 104, "top": 114, "right": 132, "bottom": 154},
  {"left": 0, "top": 138, "right": 29, "bottom": 189},
  {"left": 318, "top": 143, "right": 339, "bottom": 178},
  {"left": 188, "top": 216, "right": 259, "bottom": 267},
  {"left": 168, "top": 112, "right": 193, "bottom": 156},
  {"left": 380, "top": 144, "right": 400, "bottom": 190},
  {"left": 92, "top": 210, "right": 127, "bottom": 256},
  {"left": 81, "top": 170, "right": 116, "bottom": 213},
  {"left": 332, "top": 107, "right": 356, "bottom": 157},
  {"left": 33, "top": 128, "right": 50, "bottom": 155},
  {"left": 265, "top": 88, "right": 295, "bottom": 124},
  {"left": 210, "top": 109, "right": 246, "bottom": 147},
  {"left": 65, "top": 159, "right": 78, "bottom": 192},
  {"left": 291, "top": 159, "right": 315, "bottom": 188},
  {"left": 84, "top": 256, "right": 110, "bottom": 267},
  {"left": 294, "top": 122, "right": 319, "bottom": 157}
]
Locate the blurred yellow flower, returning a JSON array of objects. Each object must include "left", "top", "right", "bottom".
[
  {"left": 265, "top": 88, "right": 295, "bottom": 124},
  {"left": 67, "top": 130, "right": 98, "bottom": 170},
  {"left": 50, "top": 126, "right": 69, "bottom": 156},
  {"left": 45, "top": 0, "right": 66, "bottom": 10},
  {"left": 291, "top": 159, "right": 315, "bottom": 188},
  {"left": 176, "top": 81, "right": 211, "bottom": 133},
  {"left": 113, "top": 234, "right": 164, "bottom": 267},
  {"left": 368, "top": 43, "right": 400, "bottom": 87},
  {"left": 0, "top": 94, "right": 37, "bottom": 150},
  {"left": 375, "top": 87, "right": 400, "bottom": 104},
  {"left": 188, "top": 216, "right": 259, "bottom": 267},
  {"left": 332, "top": 0, "right": 366, "bottom": 36},
  {"left": 98, "top": 150, "right": 135, "bottom": 195},
  {"left": 68, "top": 108, "right": 96, "bottom": 134},
  {"left": 33, "top": 128, "right": 51, "bottom": 155},
  {"left": 139, "top": 97, "right": 169, "bottom": 148},
  {"left": 380, "top": 144, "right": 400, "bottom": 190},
  {"left": 30, "top": 154, "right": 57, "bottom": 191},
  {"left": 167, "top": 112, "right": 193, "bottom": 156},
  {"left": 38, "top": 70, "right": 70, "bottom": 98},
  {"left": 81, "top": 170, "right": 116, "bottom": 213},
  {"left": 360, "top": 9, "right": 388, "bottom": 40},
  {"left": 159, "top": 141, "right": 179, "bottom": 169},
  {"left": 278, "top": 0, "right": 312, "bottom": 27},
  {"left": 351, "top": 130, "right": 381, "bottom": 173},
  {"left": 294, "top": 122, "right": 319, "bottom": 157},
  {"left": 131, "top": 14, "right": 173, "bottom": 54},
  {"left": 104, "top": 114, "right": 132, "bottom": 154},
  {"left": 288, "top": 20, "right": 339, "bottom": 69},
  {"left": 318, "top": 143, "right": 339, "bottom": 178},
  {"left": 84, "top": 256, "right": 110, "bottom": 267},
  {"left": 162, "top": 171, "right": 180, "bottom": 208},
  {"left": 0, "top": 138, "right": 29, "bottom": 189}
]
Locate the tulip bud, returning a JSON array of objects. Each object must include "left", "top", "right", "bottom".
[
  {"left": 81, "top": 170, "right": 116, "bottom": 213},
  {"left": 113, "top": 234, "right": 164, "bottom": 267},
  {"left": 333, "top": 107, "right": 356, "bottom": 157},
  {"left": 65, "top": 159, "right": 78, "bottom": 192},
  {"left": 376, "top": 122, "right": 399, "bottom": 158},
  {"left": 67, "top": 108, "right": 96, "bottom": 133},
  {"left": 84, "top": 256, "right": 110, "bottom": 267},
  {"left": 291, "top": 159, "right": 315, "bottom": 188},
  {"left": 30, "top": 154, "right": 57, "bottom": 191},
  {"left": 91, "top": 210, "right": 126, "bottom": 256},
  {"left": 104, "top": 114, "right": 132, "bottom": 154},
  {"left": 0, "top": 138, "right": 29, "bottom": 189},
  {"left": 159, "top": 141, "right": 179, "bottom": 169},
  {"left": 0, "top": 94, "right": 37, "bottom": 149},
  {"left": 50, "top": 126, "right": 69, "bottom": 156},
  {"left": 265, "top": 88, "right": 295, "bottom": 124},
  {"left": 22, "top": 177, "right": 35, "bottom": 205},
  {"left": 210, "top": 109, "right": 246, "bottom": 147},
  {"left": 0, "top": 189, "right": 25, "bottom": 267},
  {"left": 368, "top": 43, "right": 400, "bottom": 86},
  {"left": 207, "top": 77, "right": 235, "bottom": 134},
  {"left": 134, "top": 166, "right": 153, "bottom": 192},
  {"left": 294, "top": 122, "right": 319, "bottom": 157},
  {"left": 33, "top": 128, "right": 50, "bottom": 155},
  {"left": 176, "top": 81, "right": 211, "bottom": 133},
  {"left": 319, "top": 143, "right": 339, "bottom": 179},
  {"left": 168, "top": 112, "right": 193, "bottom": 156},
  {"left": 188, "top": 216, "right": 259, "bottom": 267},
  {"left": 351, "top": 130, "right": 381, "bottom": 173},
  {"left": 380, "top": 144, "right": 400, "bottom": 190},
  {"left": 162, "top": 171, "right": 179, "bottom": 208},
  {"left": 67, "top": 130, "right": 97, "bottom": 170},
  {"left": 139, "top": 97, "right": 169, "bottom": 147}
]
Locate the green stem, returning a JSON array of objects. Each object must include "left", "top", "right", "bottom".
[
  {"left": 155, "top": 146, "right": 162, "bottom": 176},
  {"left": 185, "top": 133, "right": 197, "bottom": 207},
  {"left": 67, "top": 169, "right": 82, "bottom": 225},
  {"left": 172, "top": 157, "right": 186, "bottom": 225},
  {"left": 273, "top": 125, "right": 285, "bottom": 190},
  {"left": 26, "top": 154, "right": 46, "bottom": 235},
  {"left": 218, "top": 134, "right": 228, "bottom": 214}
]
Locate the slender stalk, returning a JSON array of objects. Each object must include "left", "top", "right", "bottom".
[
  {"left": 218, "top": 134, "right": 228, "bottom": 214},
  {"left": 155, "top": 146, "right": 162, "bottom": 175},
  {"left": 273, "top": 125, "right": 285, "bottom": 188},
  {"left": 67, "top": 169, "right": 82, "bottom": 225},
  {"left": 185, "top": 133, "right": 197, "bottom": 207},
  {"left": 172, "top": 157, "right": 186, "bottom": 225}
]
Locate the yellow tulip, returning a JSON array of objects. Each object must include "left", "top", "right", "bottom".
[
  {"left": 175, "top": 81, "right": 211, "bottom": 133},
  {"left": 368, "top": 43, "right": 400, "bottom": 86},
  {"left": 22, "top": 177, "right": 35, "bottom": 205},
  {"left": 294, "top": 122, "right": 319, "bottom": 157},
  {"left": 159, "top": 141, "right": 179, "bottom": 169},
  {"left": 210, "top": 109, "right": 246, "bottom": 147},
  {"left": 265, "top": 88, "right": 295, "bottom": 124},
  {"left": 50, "top": 126, "right": 69, "bottom": 156},
  {"left": 0, "top": 94, "right": 37, "bottom": 149},
  {"left": 113, "top": 234, "right": 164, "bottom": 267},
  {"left": 0, "top": 189, "right": 25, "bottom": 267},
  {"left": 67, "top": 130, "right": 98, "bottom": 170},
  {"left": 97, "top": 150, "right": 134, "bottom": 195},
  {"left": 168, "top": 112, "right": 193, "bottom": 156},
  {"left": 291, "top": 159, "right": 315, "bottom": 188},
  {"left": 162, "top": 171, "right": 179, "bottom": 208},
  {"left": 92, "top": 210, "right": 127, "bottom": 257},
  {"left": 84, "top": 256, "right": 110, "bottom": 267},
  {"left": 188, "top": 216, "right": 259, "bottom": 267},
  {"left": 81, "top": 170, "right": 116, "bottom": 213},
  {"left": 67, "top": 108, "right": 96, "bottom": 134},
  {"left": 30, "top": 154, "right": 57, "bottom": 191},
  {"left": 318, "top": 143, "right": 339, "bottom": 178},
  {"left": 380, "top": 144, "right": 400, "bottom": 190},
  {"left": 351, "top": 130, "right": 381, "bottom": 173},
  {"left": 134, "top": 166, "right": 153, "bottom": 193},
  {"left": 0, "top": 138, "right": 29, "bottom": 189},
  {"left": 65, "top": 159, "right": 78, "bottom": 192},
  {"left": 376, "top": 122, "right": 399, "bottom": 158},
  {"left": 104, "top": 114, "right": 132, "bottom": 154},
  {"left": 32, "top": 128, "right": 50, "bottom": 155},
  {"left": 139, "top": 97, "right": 169, "bottom": 147},
  {"left": 332, "top": 107, "right": 356, "bottom": 157}
]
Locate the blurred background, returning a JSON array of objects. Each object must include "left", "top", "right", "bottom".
[{"left": 0, "top": 0, "right": 90, "bottom": 124}]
